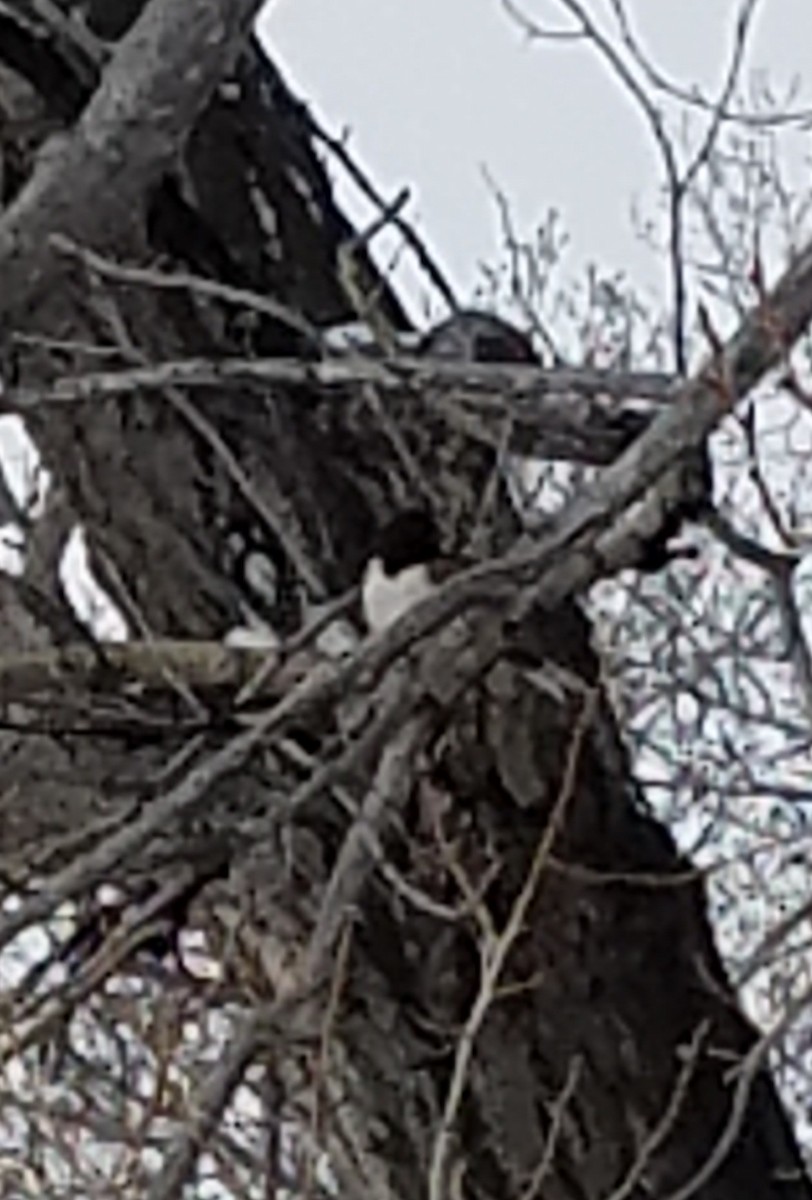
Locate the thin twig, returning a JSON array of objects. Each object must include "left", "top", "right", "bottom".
[
  {"left": 519, "top": 1056, "right": 583, "bottom": 1200},
  {"left": 428, "top": 691, "right": 597, "bottom": 1200},
  {"left": 52, "top": 234, "right": 323, "bottom": 351},
  {"left": 604, "top": 1021, "right": 710, "bottom": 1200},
  {"left": 307, "top": 115, "right": 458, "bottom": 314}
]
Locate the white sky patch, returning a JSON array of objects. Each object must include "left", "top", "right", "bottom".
[
  {"left": 0, "top": 416, "right": 47, "bottom": 574},
  {"left": 0, "top": 415, "right": 48, "bottom": 516},
  {"left": 59, "top": 525, "right": 129, "bottom": 643},
  {"left": 0, "top": 524, "right": 25, "bottom": 575},
  {"left": 262, "top": 0, "right": 812, "bottom": 319}
]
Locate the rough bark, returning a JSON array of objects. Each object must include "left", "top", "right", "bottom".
[{"left": 0, "top": 3, "right": 809, "bottom": 1199}]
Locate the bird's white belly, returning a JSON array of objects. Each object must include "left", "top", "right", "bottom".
[{"left": 362, "top": 559, "right": 434, "bottom": 633}]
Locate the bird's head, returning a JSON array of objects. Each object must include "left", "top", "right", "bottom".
[{"left": 371, "top": 509, "right": 442, "bottom": 577}]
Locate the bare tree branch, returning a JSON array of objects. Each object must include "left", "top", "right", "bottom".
[
  {"left": 3, "top": 351, "right": 675, "bottom": 463},
  {"left": 0, "top": 0, "right": 262, "bottom": 327}
]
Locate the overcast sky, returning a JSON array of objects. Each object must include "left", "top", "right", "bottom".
[{"left": 260, "top": 0, "right": 812, "bottom": 326}]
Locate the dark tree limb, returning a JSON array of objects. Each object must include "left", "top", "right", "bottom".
[
  {"left": 0, "top": 0, "right": 263, "bottom": 325},
  {"left": 3, "top": 351, "right": 671, "bottom": 462}
]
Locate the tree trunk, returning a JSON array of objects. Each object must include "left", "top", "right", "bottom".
[{"left": 0, "top": 3, "right": 808, "bottom": 1198}]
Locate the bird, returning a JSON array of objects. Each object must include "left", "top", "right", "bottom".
[
  {"left": 419, "top": 308, "right": 712, "bottom": 574},
  {"left": 418, "top": 308, "right": 536, "bottom": 364},
  {"left": 361, "top": 509, "right": 443, "bottom": 634}
]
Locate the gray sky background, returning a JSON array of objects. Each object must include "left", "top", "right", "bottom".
[{"left": 260, "top": 0, "right": 812, "bottom": 326}]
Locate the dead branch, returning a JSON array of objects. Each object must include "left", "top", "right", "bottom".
[
  {"left": 0, "top": 0, "right": 263, "bottom": 326},
  {"left": 53, "top": 233, "right": 324, "bottom": 349},
  {"left": 301, "top": 712, "right": 431, "bottom": 981},
  {"left": 3, "top": 350, "right": 677, "bottom": 464},
  {"left": 0, "top": 638, "right": 281, "bottom": 703}
]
